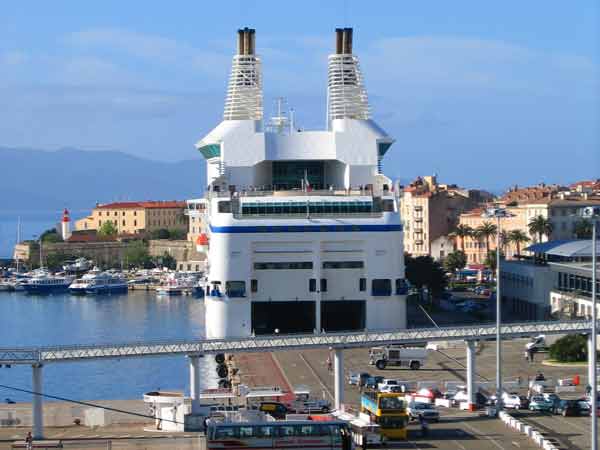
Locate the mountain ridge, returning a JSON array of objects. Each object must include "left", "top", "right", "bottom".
[{"left": 0, "top": 147, "right": 206, "bottom": 211}]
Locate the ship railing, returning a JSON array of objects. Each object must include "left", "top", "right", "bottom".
[
  {"left": 232, "top": 211, "right": 384, "bottom": 219},
  {"left": 207, "top": 188, "right": 392, "bottom": 198}
]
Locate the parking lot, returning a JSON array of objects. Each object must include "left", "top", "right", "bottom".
[{"left": 273, "top": 332, "right": 595, "bottom": 450}]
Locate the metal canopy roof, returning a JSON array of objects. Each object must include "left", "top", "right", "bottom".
[{"left": 525, "top": 239, "right": 599, "bottom": 257}]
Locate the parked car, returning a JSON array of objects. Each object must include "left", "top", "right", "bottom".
[
  {"left": 348, "top": 372, "right": 371, "bottom": 387},
  {"left": 552, "top": 399, "right": 589, "bottom": 417},
  {"left": 287, "top": 398, "right": 331, "bottom": 413},
  {"left": 415, "top": 387, "right": 442, "bottom": 401},
  {"left": 258, "top": 401, "right": 288, "bottom": 419},
  {"left": 377, "top": 379, "right": 400, "bottom": 392},
  {"left": 529, "top": 395, "right": 554, "bottom": 412},
  {"left": 450, "top": 389, "right": 488, "bottom": 407},
  {"left": 407, "top": 401, "right": 440, "bottom": 422},
  {"left": 502, "top": 392, "right": 529, "bottom": 410},
  {"left": 542, "top": 393, "right": 561, "bottom": 409},
  {"left": 365, "top": 376, "right": 385, "bottom": 390}
]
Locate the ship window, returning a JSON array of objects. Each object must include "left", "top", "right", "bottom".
[
  {"left": 372, "top": 279, "right": 392, "bottom": 296},
  {"left": 251, "top": 279, "right": 258, "bottom": 293},
  {"left": 226, "top": 281, "right": 245, "bottom": 298},
  {"left": 254, "top": 262, "right": 313, "bottom": 270},
  {"left": 320, "top": 279, "right": 327, "bottom": 292},
  {"left": 323, "top": 261, "right": 364, "bottom": 269},
  {"left": 309, "top": 278, "right": 317, "bottom": 292},
  {"left": 359, "top": 278, "right": 366, "bottom": 291},
  {"left": 382, "top": 199, "right": 394, "bottom": 212},
  {"left": 218, "top": 201, "right": 231, "bottom": 213}
]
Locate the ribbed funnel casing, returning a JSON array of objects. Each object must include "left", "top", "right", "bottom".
[
  {"left": 223, "top": 55, "right": 263, "bottom": 121},
  {"left": 327, "top": 53, "right": 370, "bottom": 121}
]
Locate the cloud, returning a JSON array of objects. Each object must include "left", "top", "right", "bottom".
[
  {"left": 0, "top": 50, "right": 28, "bottom": 66},
  {"left": 65, "top": 28, "right": 230, "bottom": 76}
]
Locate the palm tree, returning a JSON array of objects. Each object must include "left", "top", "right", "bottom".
[
  {"left": 450, "top": 224, "right": 473, "bottom": 252},
  {"left": 528, "top": 215, "right": 553, "bottom": 243},
  {"left": 573, "top": 218, "right": 592, "bottom": 239},
  {"left": 508, "top": 229, "right": 530, "bottom": 257},
  {"left": 499, "top": 230, "right": 509, "bottom": 253},
  {"left": 476, "top": 221, "right": 498, "bottom": 263}
]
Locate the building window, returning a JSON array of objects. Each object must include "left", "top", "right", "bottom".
[
  {"left": 395, "top": 278, "right": 408, "bottom": 295},
  {"left": 320, "top": 278, "right": 327, "bottom": 292},
  {"left": 134, "top": 220, "right": 137, "bottom": 226},
  {"left": 123, "top": 211, "right": 126, "bottom": 216},
  {"left": 359, "top": 278, "right": 366, "bottom": 291},
  {"left": 322, "top": 261, "right": 364, "bottom": 269},
  {"left": 226, "top": 281, "right": 246, "bottom": 298},
  {"left": 254, "top": 262, "right": 313, "bottom": 270},
  {"left": 134, "top": 211, "right": 137, "bottom": 216},
  {"left": 251, "top": 279, "right": 258, "bottom": 293},
  {"left": 114, "top": 212, "right": 118, "bottom": 216},
  {"left": 98, "top": 220, "right": 102, "bottom": 226},
  {"left": 122, "top": 220, "right": 126, "bottom": 226},
  {"left": 309, "top": 278, "right": 317, "bottom": 292},
  {"left": 98, "top": 212, "right": 102, "bottom": 216},
  {"left": 372, "top": 279, "right": 392, "bottom": 296}
]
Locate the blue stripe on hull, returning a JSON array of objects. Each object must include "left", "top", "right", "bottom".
[
  {"left": 210, "top": 224, "right": 402, "bottom": 234},
  {"left": 24, "top": 285, "right": 69, "bottom": 294}
]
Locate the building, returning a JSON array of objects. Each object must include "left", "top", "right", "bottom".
[
  {"left": 400, "top": 176, "right": 491, "bottom": 257},
  {"left": 497, "top": 240, "right": 599, "bottom": 321},
  {"left": 75, "top": 201, "right": 188, "bottom": 235},
  {"left": 458, "top": 184, "right": 600, "bottom": 264},
  {"left": 198, "top": 27, "right": 407, "bottom": 339}
]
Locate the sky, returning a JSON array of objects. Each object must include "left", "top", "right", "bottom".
[{"left": 0, "top": 1, "right": 598, "bottom": 191}]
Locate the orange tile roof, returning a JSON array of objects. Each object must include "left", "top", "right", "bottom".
[{"left": 96, "top": 201, "right": 186, "bottom": 209}]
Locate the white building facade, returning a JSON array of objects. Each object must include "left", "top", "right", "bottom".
[{"left": 195, "top": 28, "right": 407, "bottom": 339}]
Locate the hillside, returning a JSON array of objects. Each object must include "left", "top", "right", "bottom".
[{"left": 0, "top": 147, "right": 206, "bottom": 210}]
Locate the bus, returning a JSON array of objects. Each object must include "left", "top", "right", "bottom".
[
  {"left": 207, "top": 419, "right": 353, "bottom": 450},
  {"left": 360, "top": 391, "right": 408, "bottom": 440}
]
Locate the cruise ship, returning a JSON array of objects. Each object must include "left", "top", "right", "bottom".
[{"left": 188, "top": 27, "right": 407, "bottom": 339}]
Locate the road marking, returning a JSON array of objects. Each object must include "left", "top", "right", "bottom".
[
  {"left": 461, "top": 421, "right": 506, "bottom": 450},
  {"left": 512, "top": 441, "right": 521, "bottom": 447},
  {"left": 298, "top": 352, "right": 334, "bottom": 401},
  {"left": 452, "top": 439, "right": 468, "bottom": 450}
]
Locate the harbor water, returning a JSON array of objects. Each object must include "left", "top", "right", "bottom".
[{"left": 0, "top": 290, "right": 216, "bottom": 403}]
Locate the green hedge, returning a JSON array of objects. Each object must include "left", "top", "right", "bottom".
[{"left": 549, "top": 334, "right": 587, "bottom": 362}]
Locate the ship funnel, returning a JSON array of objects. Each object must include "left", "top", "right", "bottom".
[
  {"left": 224, "top": 27, "right": 262, "bottom": 120},
  {"left": 327, "top": 27, "right": 369, "bottom": 122}
]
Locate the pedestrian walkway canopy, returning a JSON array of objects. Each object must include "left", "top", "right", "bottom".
[{"left": 525, "top": 239, "right": 599, "bottom": 257}]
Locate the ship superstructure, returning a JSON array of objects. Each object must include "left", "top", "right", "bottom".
[{"left": 191, "top": 27, "right": 407, "bottom": 339}]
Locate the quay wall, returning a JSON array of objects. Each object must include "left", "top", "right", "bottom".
[{"left": 0, "top": 400, "right": 151, "bottom": 428}]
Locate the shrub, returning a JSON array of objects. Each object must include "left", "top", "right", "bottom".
[{"left": 549, "top": 334, "right": 587, "bottom": 362}]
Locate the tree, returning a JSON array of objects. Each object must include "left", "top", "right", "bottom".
[
  {"left": 152, "top": 252, "right": 177, "bottom": 270},
  {"left": 405, "top": 254, "right": 447, "bottom": 299},
  {"left": 485, "top": 249, "right": 504, "bottom": 272},
  {"left": 450, "top": 224, "right": 473, "bottom": 252},
  {"left": 499, "top": 230, "right": 509, "bottom": 254},
  {"left": 549, "top": 334, "right": 587, "bottom": 363},
  {"left": 508, "top": 229, "right": 530, "bottom": 257},
  {"left": 443, "top": 250, "right": 467, "bottom": 273},
  {"left": 574, "top": 219, "right": 593, "bottom": 239},
  {"left": 124, "top": 240, "right": 152, "bottom": 268},
  {"left": 40, "top": 228, "right": 63, "bottom": 243},
  {"left": 152, "top": 228, "right": 171, "bottom": 239},
  {"left": 528, "top": 215, "right": 553, "bottom": 243},
  {"left": 98, "top": 221, "right": 118, "bottom": 236},
  {"left": 476, "top": 221, "right": 497, "bottom": 262}
]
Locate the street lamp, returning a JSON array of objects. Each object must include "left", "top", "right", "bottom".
[
  {"left": 482, "top": 206, "right": 514, "bottom": 411},
  {"left": 581, "top": 206, "right": 599, "bottom": 450}
]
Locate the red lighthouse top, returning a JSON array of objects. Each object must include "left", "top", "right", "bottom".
[
  {"left": 62, "top": 208, "right": 70, "bottom": 223},
  {"left": 196, "top": 233, "right": 209, "bottom": 246}
]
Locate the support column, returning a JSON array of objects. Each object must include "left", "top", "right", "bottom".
[
  {"left": 314, "top": 240, "right": 322, "bottom": 333},
  {"left": 589, "top": 335, "right": 596, "bottom": 391},
  {"left": 334, "top": 348, "right": 344, "bottom": 410},
  {"left": 32, "top": 363, "right": 43, "bottom": 439},
  {"left": 466, "top": 341, "right": 476, "bottom": 411},
  {"left": 189, "top": 355, "right": 202, "bottom": 414}
]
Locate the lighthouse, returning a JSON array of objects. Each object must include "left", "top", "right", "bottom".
[{"left": 61, "top": 208, "right": 72, "bottom": 240}]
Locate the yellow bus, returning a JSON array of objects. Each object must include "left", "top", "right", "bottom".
[{"left": 360, "top": 391, "right": 408, "bottom": 440}]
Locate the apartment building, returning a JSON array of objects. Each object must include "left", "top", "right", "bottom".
[
  {"left": 400, "top": 175, "right": 492, "bottom": 257},
  {"left": 75, "top": 201, "right": 187, "bottom": 234},
  {"left": 459, "top": 183, "right": 600, "bottom": 264}
]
